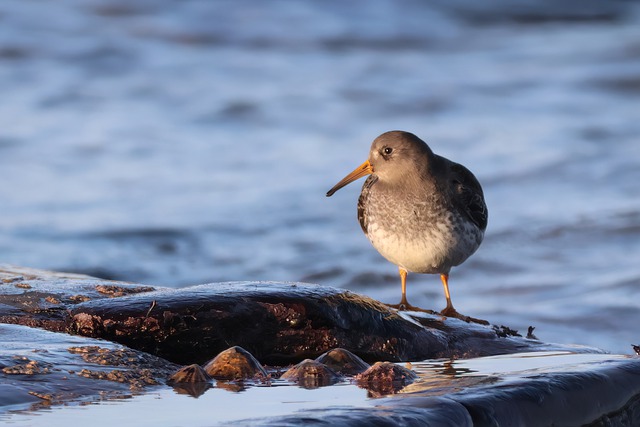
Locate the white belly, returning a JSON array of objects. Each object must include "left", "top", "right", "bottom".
[{"left": 364, "top": 212, "right": 482, "bottom": 274}]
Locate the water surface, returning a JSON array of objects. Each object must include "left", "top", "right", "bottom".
[
  {"left": 1, "top": 0, "right": 639, "bottom": 354},
  {"left": 1, "top": 351, "right": 633, "bottom": 426}
]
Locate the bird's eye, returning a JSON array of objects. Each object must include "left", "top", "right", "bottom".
[{"left": 383, "top": 147, "right": 393, "bottom": 155}]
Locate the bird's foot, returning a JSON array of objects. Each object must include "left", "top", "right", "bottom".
[
  {"left": 439, "top": 305, "right": 458, "bottom": 317},
  {"left": 440, "top": 306, "right": 489, "bottom": 325}
]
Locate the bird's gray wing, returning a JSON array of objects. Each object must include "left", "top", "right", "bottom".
[{"left": 450, "top": 163, "right": 488, "bottom": 231}]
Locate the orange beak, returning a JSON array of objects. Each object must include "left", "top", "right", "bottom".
[{"left": 326, "top": 160, "right": 373, "bottom": 197}]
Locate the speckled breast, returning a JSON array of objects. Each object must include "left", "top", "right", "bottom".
[{"left": 359, "top": 185, "right": 483, "bottom": 274}]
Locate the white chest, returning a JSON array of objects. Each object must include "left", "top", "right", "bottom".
[{"left": 363, "top": 206, "right": 482, "bottom": 274}]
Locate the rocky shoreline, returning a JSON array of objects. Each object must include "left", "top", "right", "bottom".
[{"left": 2, "top": 265, "right": 640, "bottom": 425}]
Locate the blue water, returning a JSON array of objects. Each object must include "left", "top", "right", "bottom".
[{"left": 1, "top": 0, "right": 639, "bottom": 353}]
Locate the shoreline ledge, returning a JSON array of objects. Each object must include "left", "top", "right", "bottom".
[
  {"left": 2, "top": 264, "right": 597, "bottom": 365},
  {"left": 2, "top": 264, "right": 640, "bottom": 425}
]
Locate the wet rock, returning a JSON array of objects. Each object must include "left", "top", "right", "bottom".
[
  {"left": 2, "top": 260, "right": 640, "bottom": 426},
  {"left": 0, "top": 265, "right": 607, "bottom": 366},
  {"left": 71, "top": 313, "right": 104, "bottom": 336},
  {"left": 168, "top": 364, "right": 212, "bottom": 397},
  {"left": 449, "top": 356, "right": 640, "bottom": 427},
  {"left": 169, "top": 364, "right": 211, "bottom": 384},
  {"left": 95, "top": 284, "right": 155, "bottom": 297},
  {"left": 14, "top": 282, "right": 32, "bottom": 289},
  {"left": 315, "top": 348, "right": 370, "bottom": 375},
  {"left": 258, "top": 399, "right": 473, "bottom": 426},
  {"left": 202, "top": 346, "right": 268, "bottom": 380},
  {"left": 260, "top": 353, "right": 640, "bottom": 426},
  {"left": 280, "top": 359, "right": 340, "bottom": 388},
  {"left": 76, "top": 367, "right": 159, "bottom": 390},
  {"left": 0, "top": 265, "right": 156, "bottom": 332},
  {"left": 0, "top": 323, "right": 178, "bottom": 412},
  {"left": 67, "top": 345, "right": 155, "bottom": 368},
  {"left": 356, "top": 361, "right": 418, "bottom": 396},
  {"left": 2, "top": 358, "right": 51, "bottom": 375},
  {"left": 66, "top": 281, "right": 454, "bottom": 365},
  {"left": 65, "top": 281, "right": 601, "bottom": 366}
]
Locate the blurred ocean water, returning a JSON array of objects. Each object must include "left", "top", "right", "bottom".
[{"left": 1, "top": 0, "right": 639, "bottom": 353}]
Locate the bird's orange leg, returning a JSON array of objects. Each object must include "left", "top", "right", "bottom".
[
  {"left": 399, "top": 267, "right": 409, "bottom": 308},
  {"left": 388, "top": 267, "right": 439, "bottom": 313},
  {"left": 438, "top": 274, "right": 489, "bottom": 324},
  {"left": 440, "top": 273, "right": 459, "bottom": 317},
  {"left": 387, "top": 267, "right": 427, "bottom": 312}
]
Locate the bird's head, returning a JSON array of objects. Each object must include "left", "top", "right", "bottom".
[{"left": 326, "top": 131, "right": 432, "bottom": 197}]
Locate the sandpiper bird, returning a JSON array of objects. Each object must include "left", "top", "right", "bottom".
[{"left": 326, "top": 131, "right": 488, "bottom": 316}]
